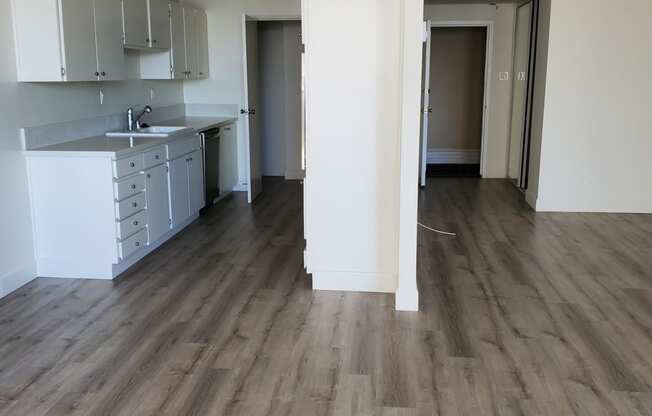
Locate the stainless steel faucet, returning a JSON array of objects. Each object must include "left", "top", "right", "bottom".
[{"left": 127, "top": 106, "right": 152, "bottom": 131}]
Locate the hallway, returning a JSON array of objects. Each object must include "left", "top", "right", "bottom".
[{"left": 1, "top": 179, "right": 652, "bottom": 415}]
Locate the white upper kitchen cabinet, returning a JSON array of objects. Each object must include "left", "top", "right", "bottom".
[
  {"left": 122, "top": 0, "right": 149, "bottom": 48},
  {"left": 140, "top": 3, "right": 209, "bottom": 80},
  {"left": 148, "top": 0, "right": 172, "bottom": 50},
  {"left": 95, "top": 0, "right": 127, "bottom": 81},
  {"left": 11, "top": 0, "right": 125, "bottom": 82},
  {"left": 182, "top": 7, "right": 199, "bottom": 79},
  {"left": 122, "top": 0, "right": 171, "bottom": 50},
  {"left": 196, "top": 9, "right": 210, "bottom": 78}
]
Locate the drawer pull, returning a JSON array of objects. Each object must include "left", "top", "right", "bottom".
[
  {"left": 155, "top": 155, "right": 160, "bottom": 160},
  {"left": 131, "top": 184, "right": 137, "bottom": 189},
  {"left": 147, "top": 174, "right": 151, "bottom": 179},
  {"left": 134, "top": 241, "right": 141, "bottom": 247},
  {"left": 132, "top": 202, "right": 138, "bottom": 208},
  {"left": 133, "top": 220, "right": 139, "bottom": 226},
  {"left": 129, "top": 162, "right": 136, "bottom": 168}
]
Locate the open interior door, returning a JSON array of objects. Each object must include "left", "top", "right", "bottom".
[
  {"left": 242, "top": 15, "right": 263, "bottom": 203},
  {"left": 419, "top": 21, "right": 432, "bottom": 188}
]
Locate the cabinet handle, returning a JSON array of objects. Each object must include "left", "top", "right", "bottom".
[
  {"left": 155, "top": 155, "right": 160, "bottom": 160},
  {"left": 147, "top": 174, "right": 151, "bottom": 178},
  {"left": 131, "top": 184, "right": 137, "bottom": 190},
  {"left": 101, "top": 71, "right": 106, "bottom": 77},
  {"left": 153, "top": 39, "right": 158, "bottom": 44},
  {"left": 133, "top": 220, "right": 139, "bottom": 226},
  {"left": 132, "top": 202, "right": 138, "bottom": 208},
  {"left": 94, "top": 71, "right": 99, "bottom": 77},
  {"left": 130, "top": 162, "right": 136, "bottom": 167},
  {"left": 135, "top": 241, "right": 141, "bottom": 247},
  {"left": 146, "top": 38, "right": 150, "bottom": 43}
]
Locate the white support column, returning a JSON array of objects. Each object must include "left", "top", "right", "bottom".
[{"left": 395, "top": 0, "right": 424, "bottom": 312}]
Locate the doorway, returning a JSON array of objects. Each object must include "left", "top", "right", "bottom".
[
  {"left": 420, "top": 23, "right": 491, "bottom": 186},
  {"left": 242, "top": 15, "right": 304, "bottom": 203}
]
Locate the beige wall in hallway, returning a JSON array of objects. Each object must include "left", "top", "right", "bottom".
[{"left": 428, "top": 27, "right": 486, "bottom": 152}]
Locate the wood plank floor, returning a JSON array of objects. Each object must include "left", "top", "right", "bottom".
[{"left": 2, "top": 178, "right": 652, "bottom": 415}]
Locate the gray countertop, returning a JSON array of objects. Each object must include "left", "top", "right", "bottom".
[{"left": 24, "top": 116, "right": 237, "bottom": 158}]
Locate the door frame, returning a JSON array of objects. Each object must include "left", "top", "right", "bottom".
[
  {"left": 425, "top": 21, "right": 494, "bottom": 178},
  {"left": 241, "top": 13, "right": 301, "bottom": 204}
]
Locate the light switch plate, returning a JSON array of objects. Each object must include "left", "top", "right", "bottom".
[{"left": 499, "top": 72, "right": 510, "bottom": 81}]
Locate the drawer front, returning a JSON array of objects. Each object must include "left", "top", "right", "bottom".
[
  {"left": 167, "top": 135, "right": 201, "bottom": 160},
  {"left": 143, "top": 146, "right": 166, "bottom": 169},
  {"left": 118, "top": 228, "right": 148, "bottom": 260},
  {"left": 115, "top": 193, "right": 146, "bottom": 220},
  {"left": 114, "top": 173, "right": 146, "bottom": 201},
  {"left": 116, "top": 210, "right": 147, "bottom": 240},
  {"left": 114, "top": 154, "right": 144, "bottom": 178}
]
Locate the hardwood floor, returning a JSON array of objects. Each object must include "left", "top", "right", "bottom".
[{"left": 1, "top": 178, "right": 652, "bottom": 415}]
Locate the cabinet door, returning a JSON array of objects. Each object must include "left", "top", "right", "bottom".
[
  {"left": 148, "top": 0, "right": 171, "bottom": 49},
  {"left": 219, "top": 125, "right": 238, "bottom": 195},
  {"left": 196, "top": 9, "right": 209, "bottom": 78},
  {"left": 145, "top": 164, "right": 171, "bottom": 244},
  {"left": 94, "top": 0, "right": 126, "bottom": 81},
  {"left": 187, "top": 150, "right": 205, "bottom": 215},
  {"left": 168, "top": 156, "right": 190, "bottom": 228},
  {"left": 183, "top": 7, "right": 198, "bottom": 79},
  {"left": 59, "top": 0, "right": 98, "bottom": 81},
  {"left": 122, "top": 0, "right": 149, "bottom": 48},
  {"left": 170, "top": 2, "right": 187, "bottom": 79}
]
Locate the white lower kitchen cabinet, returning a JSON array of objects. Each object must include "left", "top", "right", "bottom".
[{"left": 26, "top": 134, "right": 204, "bottom": 280}]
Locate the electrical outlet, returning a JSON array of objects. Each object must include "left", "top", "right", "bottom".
[
  {"left": 99, "top": 89, "right": 104, "bottom": 105},
  {"left": 499, "top": 72, "right": 510, "bottom": 81}
]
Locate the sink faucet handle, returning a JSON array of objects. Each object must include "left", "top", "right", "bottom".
[{"left": 127, "top": 107, "right": 135, "bottom": 131}]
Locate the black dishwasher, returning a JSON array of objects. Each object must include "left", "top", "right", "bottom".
[{"left": 200, "top": 128, "right": 221, "bottom": 206}]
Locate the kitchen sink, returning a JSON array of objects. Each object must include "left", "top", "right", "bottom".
[{"left": 106, "top": 126, "right": 194, "bottom": 139}]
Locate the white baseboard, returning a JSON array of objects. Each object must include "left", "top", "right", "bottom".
[
  {"left": 395, "top": 288, "right": 419, "bottom": 311},
  {"left": 427, "top": 148, "right": 480, "bottom": 165},
  {"left": 312, "top": 271, "right": 397, "bottom": 293},
  {"left": 1, "top": 265, "right": 37, "bottom": 300},
  {"left": 233, "top": 183, "right": 248, "bottom": 192}
]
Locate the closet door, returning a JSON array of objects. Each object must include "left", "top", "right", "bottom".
[
  {"left": 59, "top": 0, "right": 98, "bottom": 81},
  {"left": 122, "top": 0, "right": 149, "bottom": 48},
  {"left": 94, "top": 0, "right": 126, "bottom": 81}
]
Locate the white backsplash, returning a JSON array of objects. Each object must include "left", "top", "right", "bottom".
[{"left": 21, "top": 103, "right": 236, "bottom": 150}]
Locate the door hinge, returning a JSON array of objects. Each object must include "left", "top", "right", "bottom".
[
  {"left": 60, "top": 67, "right": 66, "bottom": 77},
  {"left": 169, "top": 218, "right": 172, "bottom": 225},
  {"left": 301, "top": 43, "right": 306, "bottom": 54}
]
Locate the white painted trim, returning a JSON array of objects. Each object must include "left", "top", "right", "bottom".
[
  {"left": 396, "top": 1, "right": 424, "bottom": 312},
  {"left": 312, "top": 271, "right": 397, "bottom": 294},
  {"left": 429, "top": 21, "right": 494, "bottom": 178},
  {"left": 427, "top": 148, "right": 481, "bottom": 164}
]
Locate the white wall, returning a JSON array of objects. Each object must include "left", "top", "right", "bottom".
[
  {"left": 304, "top": 0, "right": 403, "bottom": 292},
  {"left": 184, "top": 0, "right": 301, "bottom": 188},
  {"left": 0, "top": 0, "right": 184, "bottom": 298},
  {"left": 529, "top": 0, "right": 652, "bottom": 213},
  {"left": 424, "top": 3, "right": 516, "bottom": 178}
]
